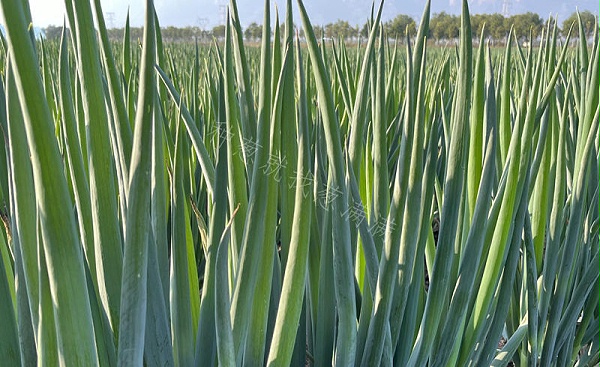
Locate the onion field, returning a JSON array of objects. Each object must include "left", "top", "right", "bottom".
[{"left": 0, "top": 0, "right": 598, "bottom": 365}]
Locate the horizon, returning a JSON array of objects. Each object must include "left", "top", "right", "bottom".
[{"left": 3, "top": 0, "right": 598, "bottom": 29}]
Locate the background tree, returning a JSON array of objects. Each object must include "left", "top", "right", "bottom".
[
  {"left": 324, "top": 20, "right": 357, "bottom": 39},
  {"left": 244, "top": 22, "right": 262, "bottom": 41},
  {"left": 211, "top": 24, "right": 226, "bottom": 39},
  {"left": 313, "top": 25, "right": 324, "bottom": 38},
  {"left": 469, "top": 13, "right": 508, "bottom": 40},
  {"left": 160, "top": 26, "right": 204, "bottom": 42},
  {"left": 509, "top": 12, "right": 543, "bottom": 40},
  {"left": 470, "top": 14, "right": 488, "bottom": 39},
  {"left": 107, "top": 27, "right": 143, "bottom": 41},
  {"left": 44, "top": 25, "right": 65, "bottom": 40},
  {"left": 429, "top": 12, "right": 460, "bottom": 40},
  {"left": 487, "top": 13, "right": 508, "bottom": 40},
  {"left": 562, "top": 11, "right": 597, "bottom": 38},
  {"left": 385, "top": 14, "right": 416, "bottom": 39},
  {"left": 64, "top": 10, "right": 590, "bottom": 44},
  {"left": 359, "top": 21, "right": 370, "bottom": 38}
]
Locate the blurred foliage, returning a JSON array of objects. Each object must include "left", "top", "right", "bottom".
[{"left": 42, "top": 10, "right": 597, "bottom": 43}]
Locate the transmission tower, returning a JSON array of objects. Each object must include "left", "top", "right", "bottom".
[
  {"left": 105, "top": 12, "right": 116, "bottom": 29},
  {"left": 501, "top": 0, "right": 512, "bottom": 17},
  {"left": 219, "top": 4, "right": 228, "bottom": 25},
  {"left": 197, "top": 17, "right": 209, "bottom": 30}
]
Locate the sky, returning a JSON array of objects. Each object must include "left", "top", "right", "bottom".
[{"left": 5, "top": 0, "right": 599, "bottom": 29}]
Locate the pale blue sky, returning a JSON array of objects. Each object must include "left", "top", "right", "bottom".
[{"left": 6, "top": 0, "right": 599, "bottom": 29}]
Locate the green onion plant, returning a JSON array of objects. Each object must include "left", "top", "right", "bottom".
[{"left": 0, "top": 0, "right": 597, "bottom": 365}]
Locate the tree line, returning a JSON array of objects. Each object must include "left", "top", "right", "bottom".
[{"left": 43, "top": 10, "right": 596, "bottom": 42}]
